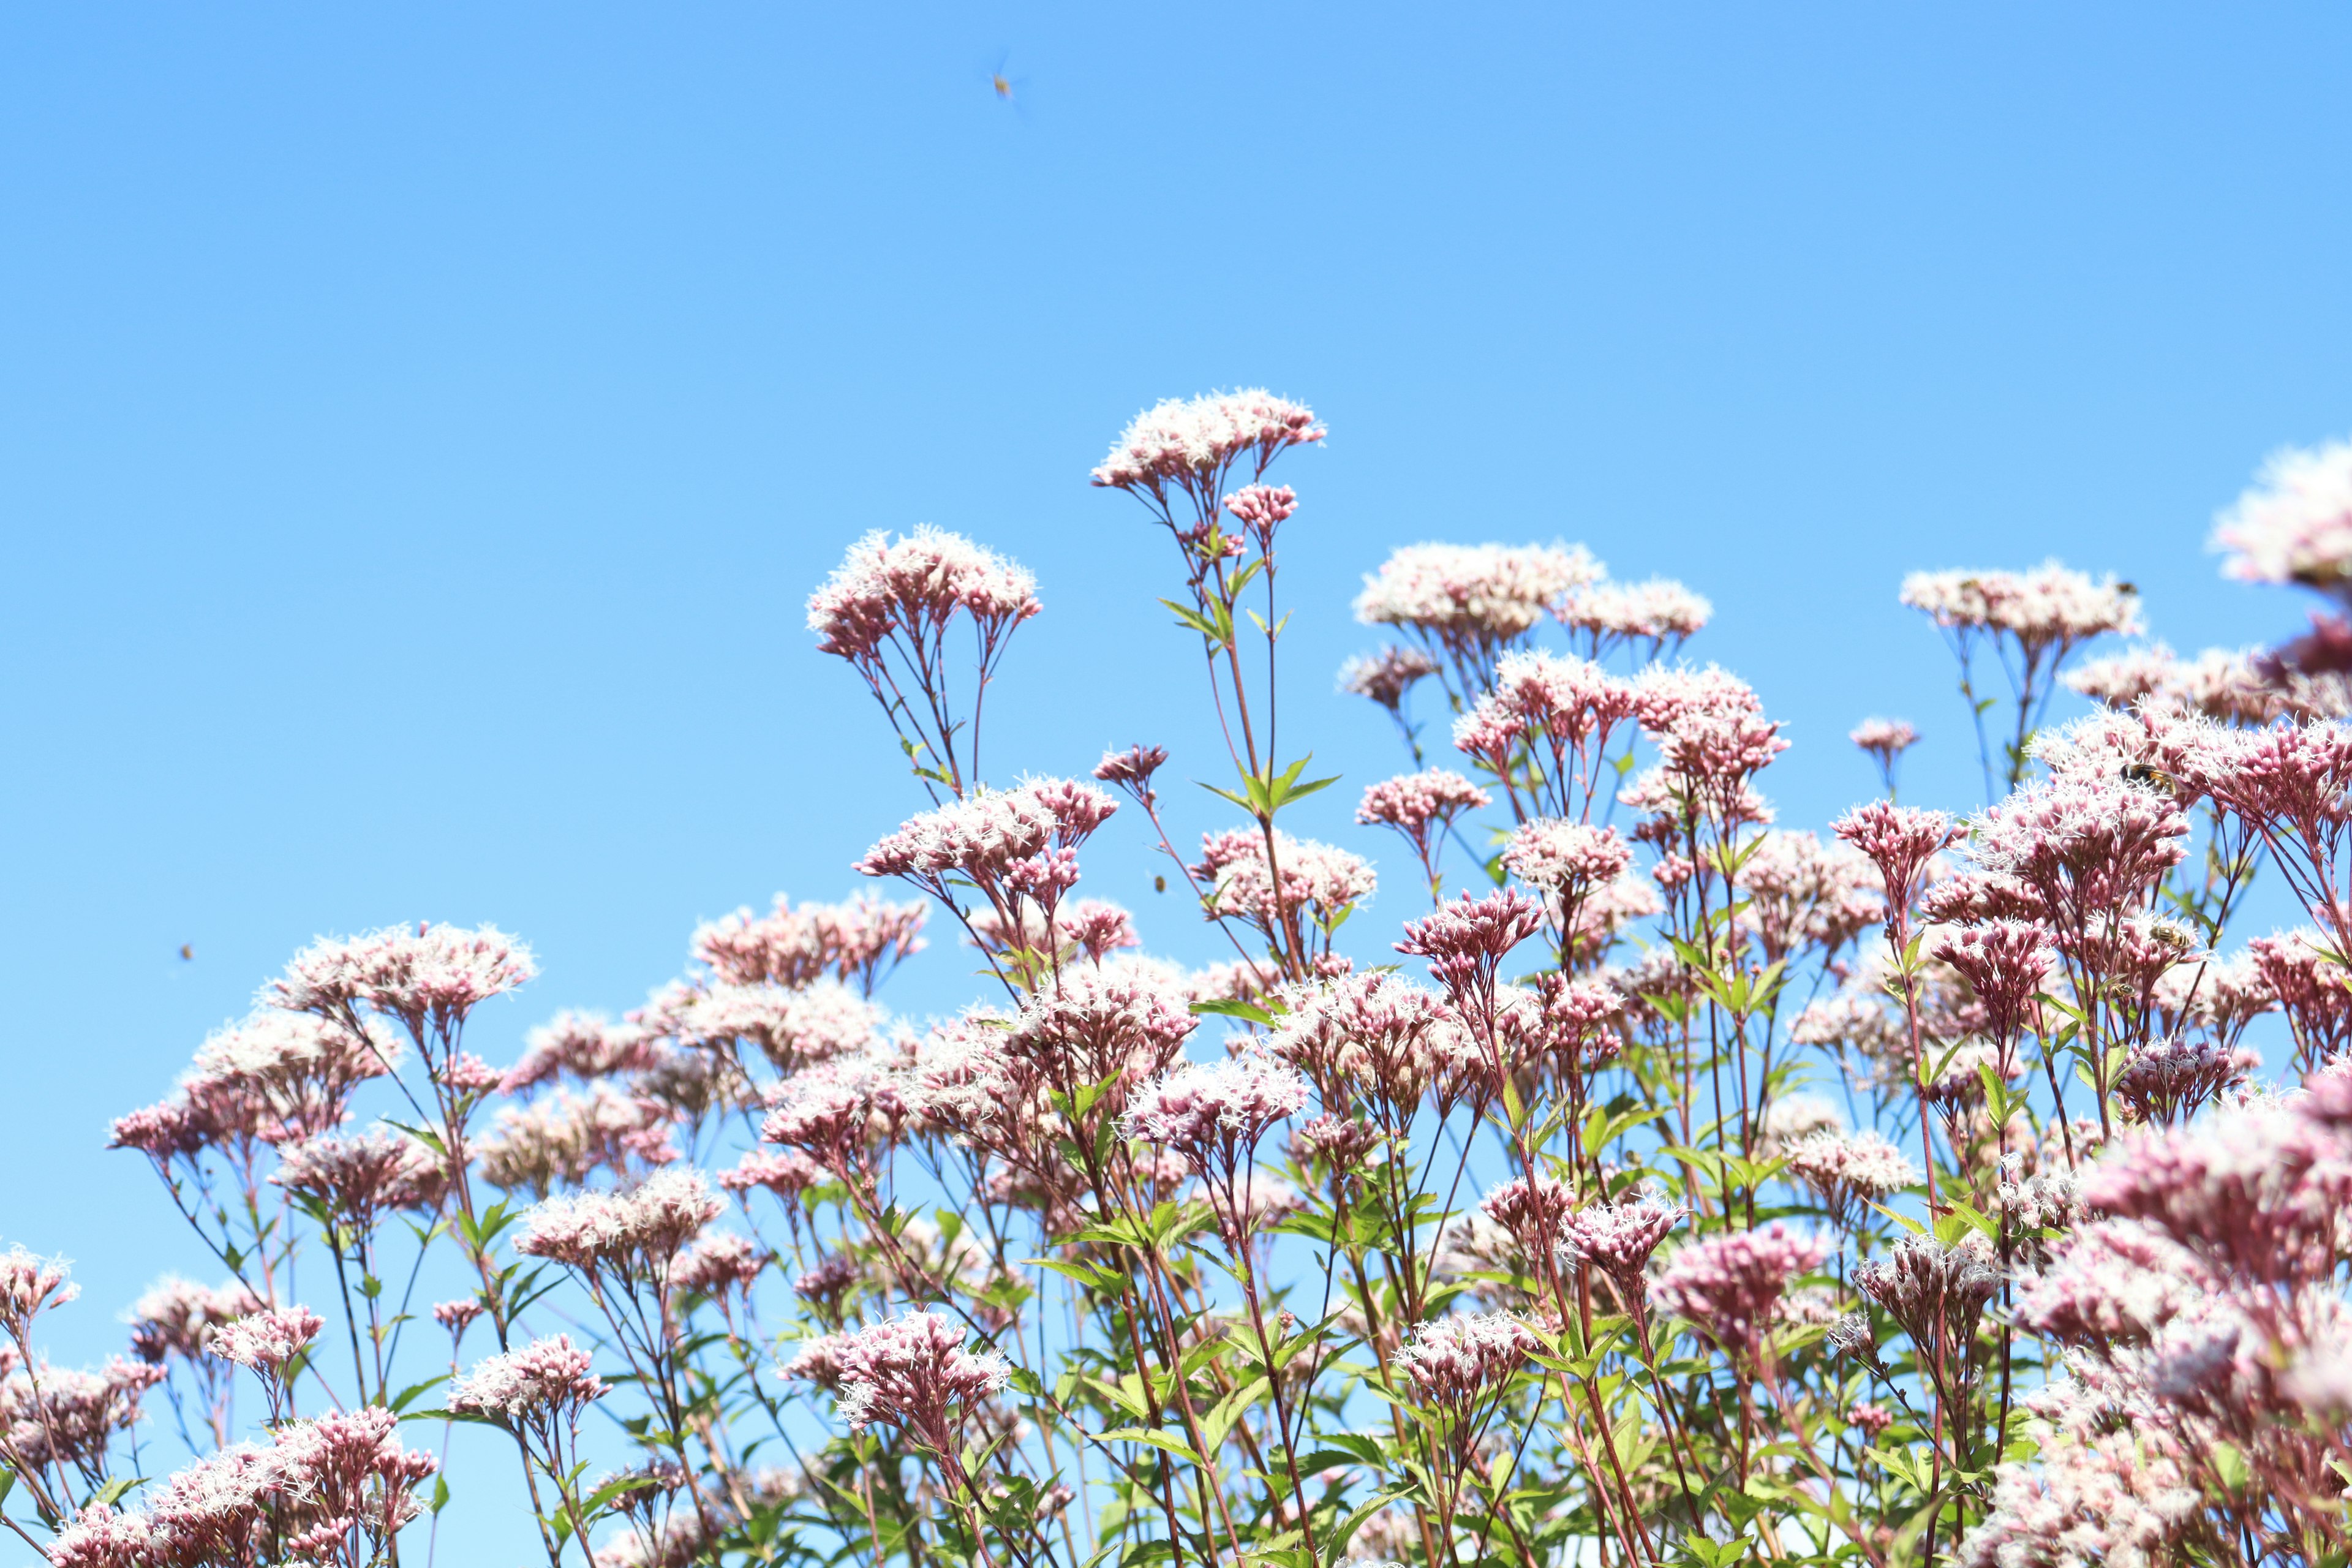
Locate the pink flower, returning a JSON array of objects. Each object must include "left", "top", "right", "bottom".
[
  {"left": 516, "top": 1167, "right": 723, "bottom": 1280},
  {"left": 127, "top": 1277, "right": 260, "bottom": 1366},
  {"left": 805, "top": 526, "right": 1041, "bottom": 666},
  {"left": 451, "top": 1335, "right": 609, "bottom": 1424},
  {"left": 1338, "top": 646, "right": 1439, "bottom": 712},
  {"left": 1779, "top": 1129, "right": 1920, "bottom": 1224},
  {"left": 1091, "top": 390, "right": 1325, "bottom": 501},
  {"left": 2114, "top": 1035, "right": 2258, "bottom": 1126},
  {"left": 1392, "top": 1312, "right": 1539, "bottom": 1415},
  {"left": 431, "top": 1299, "right": 483, "bottom": 1340},
  {"left": 1934, "top": 919, "right": 2054, "bottom": 1052},
  {"left": 270, "top": 1126, "right": 447, "bottom": 1229},
  {"left": 1559, "top": 1194, "right": 1687, "bottom": 1310},
  {"left": 0, "top": 1247, "right": 78, "bottom": 1341},
  {"left": 824, "top": 1311, "right": 1013, "bottom": 1453},
  {"left": 717, "top": 1147, "right": 823, "bottom": 1200},
  {"left": 1833, "top": 799, "right": 1964, "bottom": 915},
  {"left": 1357, "top": 769, "right": 1490, "bottom": 839},
  {"left": 857, "top": 778, "right": 1116, "bottom": 886},
  {"left": 1853, "top": 1233, "right": 2002, "bottom": 1355},
  {"left": 500, "top": 1011, "right": 659, "bottom": 1096},
  {"left": 2211, "top": 435, "right": 2352, "bottom": 597},
  {"left": 1555, "top": 578, "right": 1712, "bottom": 650},
  {"left": 1122, "top": 1057, "right": 1309, "bottom": 1164},
  {"left": 1501, "top": 819, "right": 1632, "bottom": 895},
  {"left": 1849, "top": 717, "right": 1918, "bottom": 761},
  {"left": 209, "top": 1306, "right": 323, "bottom": 1376},
  {"left": 1395, "top": 888, "right": 1544, "bottom": 1001},
  {"left": 1649, "top": 1223, "right": 1831, "bottom": 1365},
  {"left": 477, "top": 1083, "right": 677, "bottom": 1197},
  {"left": 267, "top": 921, "right": 536, "bottom": 1040},
  {"left": 1357, "top": 543, "right": 1599, "bottom": 646},
  {"left": 1192, "top": 827, "right": 1376, "bottom": 932},
  {"left": 670, "top": 1231, "right": 764, "bottom": 1300},
  {"left": 1899, "top": 562, "right": 2143, "bottom": 649},
  {"left": 1091, "top": 743, "right": 1169, "bottom": 803},
  {"left": 690, "top": 894, "right": 928, "bottom": 995},
  {"left": 1478, "top": 1174, "right": 1577, "bottom": 1255}
]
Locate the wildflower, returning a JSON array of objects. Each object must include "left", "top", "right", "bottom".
[
  {"left": 126, "top": 1276, "right": 260, "bottom": 1366},
  {"left": 1934, "top": 919, "right": 2054, "bottom": 1052},
  {"left": 1339, "top": 646, "right": 1439, "bottom": 712},
  {"left": 1193, "top": 827, "right": 1376, "bottom": 932},
  {"left": 1091, "top": 390, "right": 1324, "bottom": 503},
  {"left": 1558, "top": 1194, "right": 1687, "bottom": 1315},
  {"left": 477, "top": 1083, "right": 677, "bottom": 1197},
  {"left": 1853, "top": 1233, "right": 2002, "bottom": 1365},
  {"left": 1479, "top": 1174, "right": 1577, "bottom": 1256},
  {"left": 691, "top": 894, "right": 929, "bottom": 996},
  {"left": 2244, "top": 928, "right": 2352, "bottom": 1067},
  {"left": 807, "top": 526, "right": 1041, "bottom": 668},
  {"left": 516, "top": 1167, "right": 723, "bottom": 1281},
  {"left": 1779, "top": 1129, "right": 1920, "bottom": 1225},
  {"left": 1850, "top": 717, "right": 1918, "bottom": 777},
  {"left": 2114, "top": 1035, "right": 2258, "bottom": 1126},
  {"left": 1395, "top": 888, "right": 1544, "bottom": 1000},
  {"left": 1501, "top": 819, "right": 1632, "bottom": 897},
  {"left": 671, "top": 1231, "right": 764, "bottom": 1300},
  {"left": 1649, "top": 1223, "right": 1831, "bottom": 1365},
  {"left": 269, "top": 1126, "right": 447, "bottom": 1230},
  {"left": 858, "top": 778, "right": 1117, "bottom": 894},
  {"left": 1357, "top": 769, "right": 1490, "bottom": 867},
  {"left": 1355, "top": 542, "right": 1599, "bottom": 655},
  {"left": 0, "top": 1247, "right": 78, "bottom": 1344},
  {"left": 431, "top": 1299, "right": 483, "bottom": 1341},
  {"left": 1833, "top": 800, "right": 1963, "bottom": 914},
  {"left": 825, "top": 1311, "right": 1013, "bottom": 1457},
  {"left": 1091, "top": 742, "right": 1170, "bottom": 805},
  {"left": 1899, "top": 562, "right": 2143, "bottom": 649},
  {"left": 1392, "top": 1313, "right": 1539, "bottom": 1415},
  {"left": 451, "top": 1335, "right": 609, "bottom": 1425},
  {"left": 2211, "top": 435, "right": 2352, "bottom": 597},
  {"left": 266, "top": 921, "right": 536, "bottom": 1042},
  {"left": 1555, "top": 577, "right": 1711, "bottom": 654},
  {"left": 500, "top": 1011, "right": 658, "bottom": 1096},
  {"left": 1123, "top": 1057, "right": 1309, "bottom": 1166},
  {"left": 208, "top": 1306, "right": 323, "bottom": 1378}
]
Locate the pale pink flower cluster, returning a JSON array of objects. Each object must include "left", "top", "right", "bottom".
[
  {"left": 269, "top": 1126, "right": 447, "bottom": 1228},
  {"left": 516, "top": 1167, "right": 723, "bottom": 1278},
  {"left": 1355, "top": 769, "right": 1490, "bottom": 839},
  {"left": 2211, "top": 435, "right": 2352, "bottom": 596},
  {"left": 1853, "top": 1232, "right": 2002, "bottom": 1352},
  {"left": 1193, "top": 827, "right": 1376, "bottom": 930},
  {"left": 670, "top": 1231, "right": 764, "bottom": 1300},
  {"left": 1778, "top": 1129, "right": 1920, "bottom": 1223},
  {"left": 967, "top": 895, "right": 1138, "bottom": 963},
  {"left": 858, "top": 777, "right": 1117, "bottom": 883},
  {"left": 2113, "top": 1035, "right": 2258, "bottom": 1126},
  {"left": 450, "top": 1334, "right": 609, "bottom": 1424},
  {"left": 649, "top": 979, "right": 881, "bottom": 1072},
  {"left": 1970, "top": 771, "right": 2189, "bottom": 919},
  {"left": 477, "top": 1083, "right": 678, "bottom": 1196},
  {"left": 1452, "top": 649, "right": 1638, "bottom": 771},
  {"left": 1554, "top": 577, "right": 1711, "bottom": 649},
  {"left": 51, "top": 1406, "right": 437, "bottom": 1568},
  {"left": 1090, "top": 389, "right": 1324, "bottom": 499},
  {"left": 266, "top": 921, "right": 537, "bottom": 1036},
  {"left": 1262, "top": 970, "right": 1461, "bottom": 1116},
  {"left": 806, "top": 526, "right": 1042, "bottom": 665},
  {"left": 1899, "top": 562, "right": 2144, "bottom": 649},
  {"left": 500, "top": 1011, "right": 658, "bottom": 1096},
  {"left": 0, "top": 1246, "right": 78, "bottom": 1340},
  {"left": 208, "top": 1306, "right": 323, "bottom": 1376},
  {"left": 1833, "top": 799, "right": 1964, "bottom": 913},
  {"left": 127, "top": 1276, "right": 261, "bottom": 1366},
  {"left": 1501, "top": 819, "right": 1632, "bottom": 894},
  {"left": 692, "top": 892, "right": 927, "bottom": 995},
  {"left": 1736, "top": 830, "right": 1885, "bottom": 960},
  {"left": 823, "top": 1310, "right": 1013, "bottom": 1450},
  {"left": 1338, "top": 645, "right": 1439, "bottom": 712},
  {"left": 1649, "top": 1223, "right": 1831, "bottom": 1363},
  {"left": 2066, "top": 643, "right": 2291, "bottom": 725},
  {"left": 1355, "top": 542, "right": 1599, "bottom": 644},
  {"left": 1558, "top": 1194, "right": 1688, "bottom": 1307},
  {"left": 1122, "top": 1057, "right": 1310, "bottom": 1162},
  {"left": 1391, "top": 1312, "right": 1539, "bottom": 1414},
  {"left": 1848, "top": 717, "right": 1918, "bottom": 761}
]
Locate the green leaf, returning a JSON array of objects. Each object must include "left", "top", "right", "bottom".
[
  {"left": 88, "top": 1474, "right": 146, "bottom": 1509},
  {"left": 1188, "top": 998, "right": 1278, "bottom": 1027}
]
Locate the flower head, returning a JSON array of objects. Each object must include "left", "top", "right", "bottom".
[{"left": 451, "top": 1335, "right": 609, "bottom": 1425}]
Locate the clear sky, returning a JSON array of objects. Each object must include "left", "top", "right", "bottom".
[{"left": 4, "top": 2, "right": 2350, "bottom": 1557}]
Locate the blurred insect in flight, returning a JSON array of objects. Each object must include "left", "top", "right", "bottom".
[{"left": 179, "top": 943, "right": 194, "bottom": 961}]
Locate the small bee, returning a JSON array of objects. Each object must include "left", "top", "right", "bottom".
[
  {"left": 2120, "top": 762, "right": 2173, "bottom": 791},
  {"left": 179, "top": 943, "right": 194, "bottom": 961},
  {"left": 1153, "top": 876, "right": 1167, "bottom": 894}
]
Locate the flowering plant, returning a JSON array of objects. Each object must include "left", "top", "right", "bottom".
[{"left": 13, "top": 398, "right": 2352, "bottom": 1568}]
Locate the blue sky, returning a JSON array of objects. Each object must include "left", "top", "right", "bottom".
[{"left": 4, "top": 2, "right": 2350, "bottom": 1556}]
